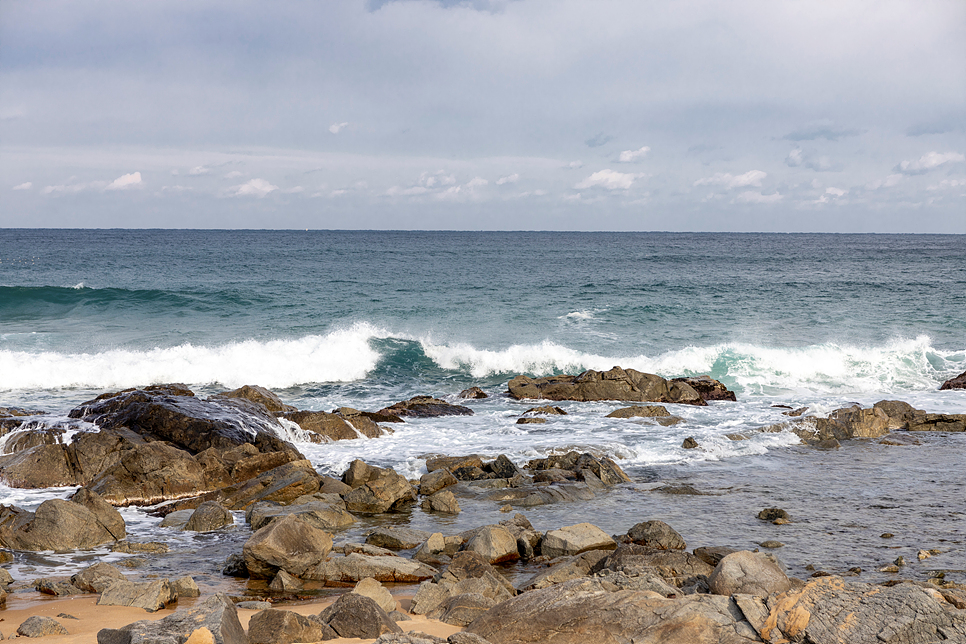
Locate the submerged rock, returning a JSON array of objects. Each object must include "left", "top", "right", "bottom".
[
  {"left": 508, "top": 367, "right": 707, "bottom": 405},
  {"left": 378, "top": 396, "right": 473, "bottom": 418},
  {"left": 670, "top": 375, "right": 737, "bottom": 402}
]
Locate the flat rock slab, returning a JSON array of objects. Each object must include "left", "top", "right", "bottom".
[
  {"left": 97, "top": 593, "right": 246, "bottom": 644},
  {"left": 18, "top": 616, "right": 70, "bottom": 637},
  {"left": 366, "top": 526, "right": 433, "bottom": 550},
  {"left": 305, "top": 552, "right": 438, "bottom": 584},
  {"left": 378, "top": 396, "right": 473, "bottom": 418},
  {"left": 97, "top": 579, "right": 176, "bottom": 612},
  {"left": 541, "top": 523, "right": 616, "bottom": 558}
]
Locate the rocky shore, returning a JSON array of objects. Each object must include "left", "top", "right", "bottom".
[{"left": 0, "top": 369, "right": 964, "bottom": 643}]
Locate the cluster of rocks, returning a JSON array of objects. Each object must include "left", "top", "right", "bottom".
[
  {"left": 731, "top": 399, "right": 966, "bottom": 448},
  {"left": 508, "top": 367, "right": 736, "bottom": 406},
  {"left": 940, "top": 369, "right": 966, "bottom": 390}
]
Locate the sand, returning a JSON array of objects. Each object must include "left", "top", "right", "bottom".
[{"left": 0, "top": 591, "right": 460, "bottom": 643}]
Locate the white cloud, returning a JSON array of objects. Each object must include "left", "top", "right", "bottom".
[
  {"left": 105, "top": 172, "right": 142, "bottom": 190},
  {"left": 188, "top": 166, "right": 209, "bottom": 175},
  {"left": 230, "top": 178, "right": 278, "bottom": 197},
  {"left": 927, "top": 178, "right": 966, "bottom": 190},
  {"left": 566, "top": 161, "right": 583, "bottom": 170},
  {"left": 466, "top": 177, "right": 488, "bottom": 187},
  {"left": 330, "top": 189, "right": 347, "bottom": 197},
  {"left": 496, "top": 173, "right": 519, "bottom": 185},
  {"left": 575, "top": 169, "right": 642, "bottom": 190},
  {"left": 329, "top": 122, "right": 349, "bottom": 134},
  {"left": 734, "top": 191, "right": 782, "bottom": 204},
  {"left": 224, "top": 170, "right": 244, "bottom": 179},
  {"left": 12, "top": 182, "right": 32, "bottom": 190},
  {"left": 694, "top": 170, "right": 767, "bottom": 189},
  {"left": 44, "top": 183, "right": 88, "bottom": 194},
  {"left": 866, "top": 174, "right": 904, "bottom": 190},
  {"left": 283, "top": 186, "right": 305, "bottom": 194},
  {"left": 825, "top": 187, "right": 847, "bottom": 197},
  {"left": 786, "top": 149, "right": 804, "bottom": 167},
  {"left": 437, "top": 185, "right": 462, "bottom": 200},
  {"left": 386, "top": 185, "right": 429, "bottom": 196},
  {"left": 618, "top": 146, "right": 650, "bottom": 163},
  {"left": 897, "top": 151, "right": 965, "bottom": 174}
]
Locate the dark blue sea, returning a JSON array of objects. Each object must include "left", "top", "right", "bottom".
[{"left": 1, "top": 230, "right": 964, "bottom": 590}]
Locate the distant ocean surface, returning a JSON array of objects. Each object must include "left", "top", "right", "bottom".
[{"left": 1, "top": 229, "right": 965, "bottom": 586}]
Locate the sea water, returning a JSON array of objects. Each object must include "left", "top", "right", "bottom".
[{"left": 0, "top": 230, "right": 964, "bottom": 592}]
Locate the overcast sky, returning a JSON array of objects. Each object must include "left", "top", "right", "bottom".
[{"left": 2, "top": 0, "right": 964, "bottom": 231}]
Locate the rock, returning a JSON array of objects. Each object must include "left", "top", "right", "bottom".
[
  {"left": 459, "top": 387, "right": 488, "bottom": 399},
  {"left": 670, "top": 376, "right": 737, "bottom": 402},
  {"left": 247, "top": 500, "right": 355, "bottom": 532},
  {"left": 763, "top": 576, "right": 966, "bottom": 642},
  {"left": 184, "top": 501, "right": 233, "bottom": 532},
  {"left": 525, "top": 451, "right": 630, "bottom": 486},
  {"left": 160, "top": 509, "right": 193, "bottom": 529},
  {"left": 940, "top": 370, "right": 966, "bottom": 390},
  {"left": 222, "top": 553, "right": 249, "bottom": 577},
  {"left": 516, "top": 417, "right": 546, "bottom": 424},
  {"left": 419, "top": 468, "right": 458, "bottom": 496},
  {"left": 367, "top": 526, "right": 434, "bottom": 550},
  {"left": 96, "top": 593, "right": 246, "bottom": 644},
  {"left": 0, "top": 490, "right": 125, "bottom": 551},
  {"left": 212, "top": 385, "right": 296, "bottom": 414},
  {"left": 452, "top": 466, "right": 489, "bottom": 481},
  {"left": 378, "top": 396, "right": 473, "bottom": 419},
  {"left": 605, "top": 405, "right": 671, "bottom": 419},
  {"left": 319, "top": 475, "right": 352, "bottom": 495},
  {"left": 422, "top": 489, "right": 461, "bottom": 514},
  {"left": 428, "top": 593, "right": 497, "bottom": 626},
  {"left": 342, "top": 542, "right": 401, "bottom": 557},
  {"left": 694, "top": 546, "right": 739, "bottom": 567},
  {"left": 542, "top": 523, "right": 617, "bottom": 558},
  {"left": 708, "top": 550, "right": 792, "bottom": 596},
  {"left": 318, "top": 593, "right": 403, "bottom": 639},
  {"left": 243, "top": 514, "right": 333, "bottom": 579},
  {"left": 70, "top": 387, "right": 300, "bottom": 457},
  {"left": 165, "top": 459, "right": 324, "bottom": 513},
  {"left": 36, "top": 578, "right": 84, "bottom": 596},
  {"left": 626, "top": 520, "right": 686, "bottom": 550},
  {"left": 426, "top": 455, "right": 483, "bottom": 472},
  {"left": 343, "top": 469, "right": 416, "bottom": 514},
  {"left": 112, "top": 541, "right": 169, "bottom": 554},
  {"left": 681, "top": 437, "right": 699, "bottom": 449},
  {"left": 759, "top": 540, "right": 784, "bottom": 548},
  {"left": 247, "top": 609, "right": 333, "bottom": 644},
  {"left": 97, "top": 579, "right": 176, "bottom": 612},
  {"left": 352, "top": 577, "right": 396, "bottom": 613},
  {"left": 757, "top": 507, "right": 789, "bottom": 521},
  {"left": 17, "top": 616, "right": 69, "bottom": 637},
  {"left": 463, "top": 525, "right": 520, "bottom": 564},
  {"left": 410, "top": 551, "right": 514, "bottom": 617},
  {"left": 236, "top": 601, "right": 272, "bottom": 610},
  {"left": 172, "top": 575, "right": 201, "bottom": 597},
  {"left": 519, "top": 549, "right": 612, "bottom": 591},
  {"left": 467, "top": 577, "right": 760, "bottom": 644},
  {"left": 86, "top": 442, "right": 211, "bottom": 506},
  {"left": 282, "top": 410, "right": 380, "bottom": 442},
  {"left": 267, "top": 570, "right": 303, "bottom": 592},
  {"left": 508, "top": 367, "right": 708, "bottom": 406},
  {"left": 486, "top": 455, "right": 526, "bottom": 479},
  {"left": 594, "top": 544, "right": 715, "bottom": 588},
  {"left": 523, "top": 406, "right": 567, "bottom": 415},
  {"left": 389, "top": 610, "right": 412, "bottom": 622},
  {"left": 71, "top": 562, "right": 127, "bottom": 593},
  {"left": 305, "top": 552, "right": 438, "bottom": 584}
]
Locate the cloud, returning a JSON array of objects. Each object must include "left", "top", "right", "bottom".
[
  {"left": 283, "top": 186, "right": 305, "bottom": 194},
  {"left": 618, "top": 146, "right": 650, "bottom": 163},
  {"left": 496, "top": 173, "right": 519, "bottom": 185},
  {"left": 229, "top": 178, "right": 278, "bottom": 197},
  {"left": 565, "top": 161, "right": 583, "bottom": 170},
  {"left": 785, "top": 149, "right": 837, "bottom": 172},
  {"left": 866, "top": 174, "right": 904, "bottom": 190},
  {"left": 734, "top": 191, "right": 782, "bottom": 204},
  {"left": 105, "top": 172, "right": 142, "bottom": 190},
  {"left": 784, "top": 121, "right": 862, "bottom": 141},
  {"left": 329, "top": 122, "right": 349, "bottom": 134},
  {"left": 188, "top": 166, "right": 209, "bottom": 175},
  {"left": 694, "top": 170, "right": 766, "bottom": 189},
  {"left": 575, "top": 169, "right": 642, "bottom": 190},
  {"left": 44, "top": 182, "right": 89, "bottom": 195},
  {"left": 895, "top": 151, "right": 965, "bottom": 174},
  {"left": 224, "top": 170, "right": 244, "bottom": 179},
  {"left": 12, "top": 182, "right": 32, "bottom": 190},
  {"left": 585, "top": 133, "right": 613, "bottom": 148},
  {"left": 466, "top": 176, "right": 488, "bottom": 187},
  {"left": 785, "top": 149, "right": 804, "bottom": 167},
  {"left": 386, "top": 185, "right": 429, "bottom": 196},
  {"left": 814, "top": 187, "right": 848, "bottom": 204}
]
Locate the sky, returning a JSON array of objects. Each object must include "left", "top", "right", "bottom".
[{"left": 1, "top": 0, "right": 964, "bottom": 231}]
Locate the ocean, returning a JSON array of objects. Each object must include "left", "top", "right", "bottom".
[{"left": 1, "top": 229, "right": 964, "bottom": 592}]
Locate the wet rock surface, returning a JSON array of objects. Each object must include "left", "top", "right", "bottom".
[{"left": 507, "top": 366, "right": 711, "bottom": 405}]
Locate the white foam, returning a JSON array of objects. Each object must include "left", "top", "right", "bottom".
[{"left": 0, "top": 322, "right": 389, "bottom": 390}]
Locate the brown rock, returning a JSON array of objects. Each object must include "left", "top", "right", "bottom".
[
  {"left": 459, "top": 387, "right": 488, "bottom": 399},
  {"left": 708, "top": 550, "right": 792, "bottom": 596},
  {"left": 282, "top": 410, "right": 371, "bottom": 442},
  {"left": 940, "top": 370, "right": 966, "bottom": 390},
  {"left": 523, "top": 405, "right": 567, "bottom": 415},
  {"left": 247, "top": 609, "right": 332, "bottom": 644},
  {"left": 605, "top": 405, "right": 671, "bottom": 418},
  {"left": 377, "top": 396, "right": 473, "bottom": 418},
  {"left": 87, "top": 442, "right": 210, "bottom": 506},
  {"left": 242, "top": 514, "right": 333, "bottom": 579},
  {"left": 542, "top": 523, "right": 617, "bottom": 558},
  {"left": 509, "top": 367, "right": 708, "bottom": 405},
  {"left": 317, "top": 593, "right": 403, "bottom": 639},
  {"left": 17, "top": 616, "right": 70, "bottom": 637},
  {"left": 670, "top": 376, "right": 737, "bottom": 402},
  {"left": 71, "top": 562, "right": 126, "bottom": 593},
  {"left": 97, "top": 579, "right": 176, "bottom": 612},
  {"left": 464, "top": 525, "right": 520, "bottom": 564},
  {"left": 422, "top": 489, "right": 461, "bottom": 514},
  {"left": 343, "top": 470, "right": 416, "bottom": 514},
  {"left": 0, "top": 489, "right": 125, "bottom": 551},
  {"left": 426, "top": 455, "right": 483, "bottom": 473},
  {"left": 211, "top": 385, "right": 296, "bottom": 414},
  {"left": 626, "top": 520, "right": 686, "bottom": 550},
  {"left": 305, "top": 552, "right": 438, "bottom": 584},
  {"left": 184, "top": 501, "right": 233, "bottom": 532},
  {"left": 419, "top": 468, "right": 458, "bottom": 496}
]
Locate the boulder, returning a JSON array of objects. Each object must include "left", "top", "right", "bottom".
[
  {"left": 246, "top": 500, "right": 355, "bottom": 532},
  {"left": 112, "top": 541, "right": 169, "bottom": 554},
  {"left": 17, "top": 616, "right": 69, "bottom": 637},
  {"left": 463, "top": 525, "right": 520, "bottom": 564},
  {"left": 707, "top": 550, "right": 792, "bottom": 596},
  {"left": 332, "top": 407, "right": 393, "bottom": 436},
  {"left": 419, "top": 468, "right": 458, "bottom": 496},
  {"left": 427, "top": 593, "right": 497, "bottom": 626},
  {"left": 172, "top": 575, "right": 200, "bottom": 598},
  {"left": 367, "top": 526, "right": 434, "bottom": 550},
  {"left": 516, "top": 417, "right": 546, "bottom": 424},
  {"left": 422, "top": 489, "right": 461, "bottom": 514},
  {"left": 184, "top": 501, "right": 233, "bottom": 532},
  {"left": 36, "top": 578, "right": 84, "bottom": 596},
  {"left": 459, "top": 387, "right": 488, "bottom": 399},
  {"left": 626, "top": 520, "right": 686, "bottom": 550},
  {"left": 467, "top": 577, "right": 761, "bottom": 644},
  {"left": 670, "top": 376, "right": 737, "bottom": 402},
  {"left": 71, "top": 562, "right": 127, "bottom": 593},
  {"left": 343, "top": 470, "right": 416, "bottom": 514},
  {"left": 605, "top": 405, "right": 671, "bottom": 419},
  {"left": 682, "top": 437, "right": 699, "bottom": 448},
  {"left": 507, "top": 367, "right": 708, "bottom": 406},
  {"left": 96, "top": 593, "right": 246, "bottom": 644},
  {"left": 242, "top": 514, "right": 333, "bottom": 579},
  {"left": 352, "top": 577, "right": 397, "bottom": 613},
  {"left": 247, "top": 609, "right": 333, "bottom": 644},
  {"left": 305, "top": 552, "right": 438, "bottom": 584},
  {"left": 377, "top": 396, "right": 473, "bottom": 418},
  {"left": 426, "top": 455, "right": 483, "bottom": 473},
  {"left": 762, "top": 576, "right": 966, "bottom": 642},
  {"left": 486, "top": 455, "right": 526, "bottom": 479},
  {"left": 0, "top": 490, "right": 125, "bottom": 551},
  {"left": 519, "top": 549, "right": 612, "bottom": 591},
  {"left": 268, "top": 570, "right": 303, "bottom": 592},
  {"left": 594, "top": 544, "right": 715, "bottom": 588},
  {"left": 97, "top": 579, "right": 176, "bottom": 612},
  {"left": 87, "top": 442, "right": 210, "bottom": 506},
  {"left": 410, "top": 552, "right": 514, "bottom": 617},
  {"left": 317, "top": 593, "right": 402, "bottom": 639},
  {"left": 212, "top": 385, "right": 296, "bottom": 414},
  {"left": 541, "top": 523, "right": 616, "bottom": 559},
  {"left": 282, "top": 410, "right": 377, "bottom": 442},
  {"left": 523, "top": 405, "right": 567, "bottom": 415},
  {"left": 693, "top": 546, "right": 738, "bottom": 567},
  {"left": 940, "top": 370, "right": 966, "bottom": 390}
]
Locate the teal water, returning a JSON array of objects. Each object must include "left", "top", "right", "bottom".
[{"left": 0, "top": 230, "right": 964, "bottom": 589}]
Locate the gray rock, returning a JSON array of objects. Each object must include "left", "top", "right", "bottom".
[
  {"left": 242, "top": 514, "right": 333, "bottom": 579},
  {"left": 343, "top": 469, "right": 417, "bottom": 514},
  {"left": 542, "top": 523, "right": 616, "bottom": 558},
  {"left": 111, "top": 541, "right": 169, "bottom": 554},
  {"left": 71, "top": 562, "right": 126, "bottom": 593},
  {"left": 247, "top": 500, "right": 355, "bottom": 532},
  {"left": 268, "top": 570, "right": 303, "bottom": 592},
  {"left": 222, "top": 553, "right": 249, "bottom": 577},
  {"left": 247, "top": 609, "right": 334, "bottom": 644},
  {"left": 626, "top": 520, "right": 687, "bottom": 550},
  {"left": 519, "top": 549, "right": 612, "bottom": 591},
  {"left": 172, "top": 575, "right": 200, "bottom": 598},
  {"left": 463, "top": 525, "right": 520, "bottom": 564},
  {"left": 427, "top": 593, "right": 497, "bottom": 626},
  {"left": 96, "top": 593, "right": 246, "bottom": 644},
  {"left": 304, "top": 552, "right": 438, "bottom": 583},
  {"left": 606, "top": 405, "right": 671, "bottom": 418},
  {"left": 17, "top": 616, "right": 69, "bottom": 637},
  {"left": 421, "top": 489, "right": 461, "bottom": 514},
  {"left": 160, "top": 509, "right": 194, "bottom": 529},
  {"left": 352, "top": 577, "right": 396, "bottom": 613},
  {"left": 419, "top": 469, "right": 458, "bottom": 496},
  {"left": 708, "top": 550, "right": 792, "bottom": 597},
  {"left": 0, "top": 489, "right": 125, "bottom": 551},
  {"left": 318, "top": 593, "right": 402, "bottom": 639},
  {"left": 97, "top": 579, "right": 176, "bottom": 612},
  {"left": 36, "top": 578, "right": 84, "bottom": 596},
  {"left": 184, "top": 501, "right": 234, "bottom": 532},
  {"left": 366, "top": 526, "right": 433, "bottom": 550},
  {"left": 236, "top": 601, "right": 272, "bottom": 610}
]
